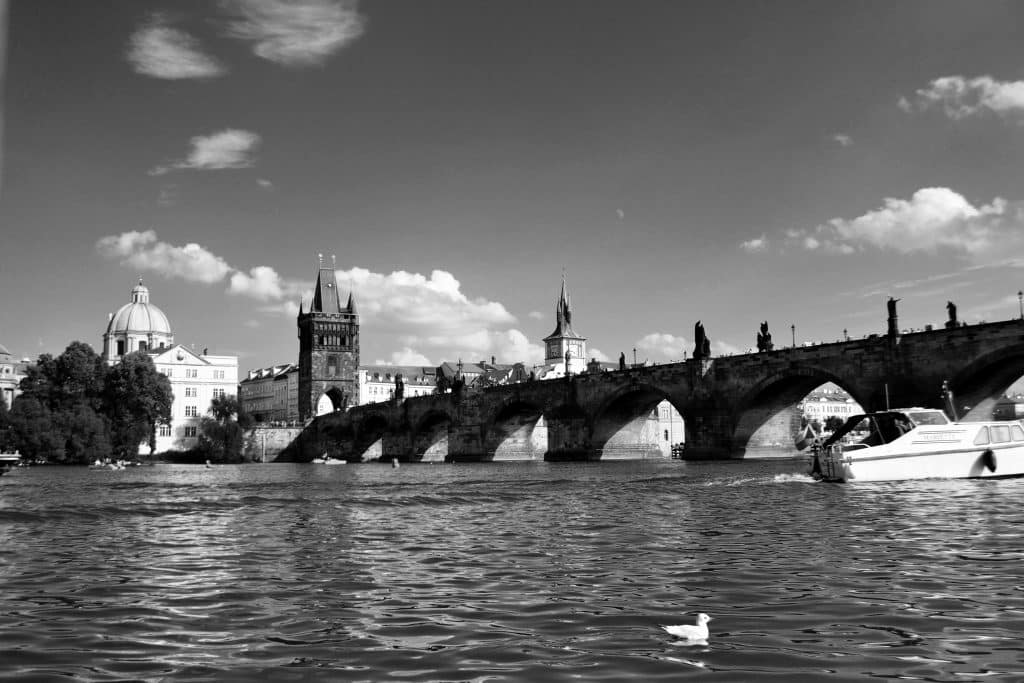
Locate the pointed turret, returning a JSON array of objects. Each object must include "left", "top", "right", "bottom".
[
  {"left": 347, "top": 291, "right": 357, "bottom": 315},
  {"left": 547, "top": 274, "right": 579, "bottom": 339},
  {"left": 543, "top": 273, "right": 586, "bottom": 370},
  {"left": 310, "top": 255, "right": 342, "bottom": 313}
]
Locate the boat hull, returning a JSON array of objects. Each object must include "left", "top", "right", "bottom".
[{"left": 815, "top": 443, "right": 1024, "bottom": 482}]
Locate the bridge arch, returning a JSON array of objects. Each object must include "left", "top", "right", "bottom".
[
  {"left": 731, "top": 365, "right": 867, "bottom": 454},
  {"left": 590, "top": 383, "right": 681, "bottom": 459},
  {"left": 352, "top": 413, "right": 389, "bottom": 462},
  {"left": 412, "top": 410, "right": 451, "bottom": 461},
  {"left": 950, "top": 343, "right": 1024, "bottom": 420},
  {"left": 483, "top": 399, "right": 547, "bottom": 460}
]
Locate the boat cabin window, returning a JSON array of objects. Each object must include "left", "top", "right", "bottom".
[
  {"left": 1012, "top": 424, "right": 1024, "bottom": 442},
  {"left": 830, "top": 412, "right": 915, "bottom": 447},
  {"left": 990, "top": 425, "right": 1011, "bottom": 444},
  {"left": 906, "top": 410, "right": 950, "bottom": 426},
  {"left": 974, "top": 427, "right": 989, "bottom": 446}
]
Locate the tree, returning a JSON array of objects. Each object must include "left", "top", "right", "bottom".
[
  {"left": 104, "top": 352, "right": 173, "bottom": 459},
  {"left": 7, "top": 396, "right": 65, "bottom": 462},
  {"left": 198, "top": 394, "right": 244, "bottom": 462},
  {"left": 824, "top": 415, "right": 845, "bottom": 433},
  {"left": 8, "top": 342, "right": 110, "bottom": 464}
]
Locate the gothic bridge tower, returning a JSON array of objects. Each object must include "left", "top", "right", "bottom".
[{"left": 298, "top": 254, "right": 359, "bottom": 421}]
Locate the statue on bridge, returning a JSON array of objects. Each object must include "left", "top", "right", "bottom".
[
  {"left": 619, "top": 351, "right": 626, "bottom": 371},
  {"left": 693, "top": 321, "right": 711, "bottom": 360},
  {"left": 946, "top": 301, "right": 958, "bottom": 329},
  {"left": 394, "top": 373, "right": 404, "bottom": 401},
  {"left": 756, "top": 321, "right": 774, "bottom": 352},
  {"left": 887, "top": 297, "right": 900, "bottom": 337}
]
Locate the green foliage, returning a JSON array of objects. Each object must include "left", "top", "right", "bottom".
[
  {"left": 7, "top": 396, "right": 66, "bottom": 462},
  {"left": 7, "top": 343, "right": 110, "bottom": 464},
  {"left": 824, "top": 415, "right": 846, "bottom": 433},
  {"left": 7, "top": 342, "right": 172, "bottom": 464},
  {"left": 103, "top": 352, "right": 173, "bottom": 460},
  {"left": 197, "top": 394, "right": 245, "bottom": 462}
]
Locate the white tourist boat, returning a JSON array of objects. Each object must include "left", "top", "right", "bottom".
[{"left": 809, "top": 407, "right": 1024, "bottom": 482}]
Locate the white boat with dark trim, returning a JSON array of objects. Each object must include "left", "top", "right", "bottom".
[{"left": 809, "top": 407, "right": 1024, "bottom": 483}]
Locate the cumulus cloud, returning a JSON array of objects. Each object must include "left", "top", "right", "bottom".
[
  {"left": 96, "top": 230, "right": 542, "bottom": 364},
  {"left": 740, "top": 235, "right": 769, "bottom": 253},
  {"left": 150, "top": 129, "right": 261, "bottom": 175},
  {"left": 832, "top": 133, "right": 853, "bottom": 147},
  {"left": 127, "top": 17, "right": 226, "bottom": 80},
  {"left": 635, "top": 333, "right": 688, "bottom": 362},
  {"left": 904, "top": 75, "right": 1024, "bottom": 119},
  {"left": 229, "top": 266, "right": 286, "bottom": 300},
  {"left": 222, "top": 0, "right": 365, "bottom": 66},
  {"left": 785, "top": 187, "right": 1020, "bottom": 258},
  {"left": 96, "top": 230, "right": 232, "bottom": 283}
]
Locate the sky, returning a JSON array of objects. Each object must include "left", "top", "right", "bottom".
[{"left": 3, "top": 0, "right": 1024, "bottom": 375}]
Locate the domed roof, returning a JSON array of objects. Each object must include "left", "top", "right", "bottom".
[{"left": 105, "top": 280, "right": 173, "bottom": 337}]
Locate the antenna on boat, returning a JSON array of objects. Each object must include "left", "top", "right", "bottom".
[{"left": 942, "top": 381, "right": 958, "bottom": 421}]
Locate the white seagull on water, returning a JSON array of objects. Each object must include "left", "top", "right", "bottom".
[{"left": 662, "top": 613, "right": 712, "bottom": 641}]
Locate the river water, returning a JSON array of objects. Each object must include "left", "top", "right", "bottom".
[{"left": 1, "top": 459, "right": 1022, "bottom": 682}]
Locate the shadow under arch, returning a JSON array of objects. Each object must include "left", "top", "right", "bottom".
[
  {"left": 731, "top": 366, "right": 866, "bottom": 455},
  {"left": 950, "top": 344, "right": 1024, "bottom": 421},
  {"left": 412, "top": 410, "right": 452, "bottom": 461},
  {"left": 352, "top": 413, "right": 389, "bottom": 462},
  {"left": 483, "top": 399, "right": 547, "bottom": 461},
  {"left": 590, "top": 382, "right": 681, "bottom": 460}
]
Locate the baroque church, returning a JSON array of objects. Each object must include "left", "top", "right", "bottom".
[{"left": 103, "top": 280, "right": 238, "bottom": 453}]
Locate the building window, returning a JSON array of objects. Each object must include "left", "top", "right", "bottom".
[
  {"left": 214, "top": 370, "right": 225, "bottom": 380},
  {"left": 185, "top": 387, "right": 197, "bottom": 397},
  {"left": 185, "top": 405, "right": 198, "bottom": 417},
  {"left": 328, "top": 356, "right": 338, "bottom": 376},
  {"left": 117, "top": 340, "right": 125, "bottom": 356},
  {"left": 214, "top": 388, "right": 226, "bottom": 399},
  {"left": 184, "top": 426, "right": 197, "bottom": 438},
  {"left": 186, "top": 369, "right": 198, "bottom": 378},
  {"left": 139, "top": 341, "right": 148, "bottom": 353},
  {"left": 158, "top": 424, "right": 171, "bottom": 437}
]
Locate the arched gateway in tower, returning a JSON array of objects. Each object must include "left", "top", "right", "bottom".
[{"left": 297, "top": 255, "right": 360, "bottom": 421}]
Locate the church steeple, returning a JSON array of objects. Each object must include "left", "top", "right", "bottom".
[{"left": 543, "top": 272, "right": 586, "bottom": 371}]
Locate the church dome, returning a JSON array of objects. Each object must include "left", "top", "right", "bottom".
[{"left": 106, "top": 280, "right": 172, "bottom": 336}]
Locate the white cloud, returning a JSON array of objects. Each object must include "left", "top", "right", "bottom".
[
  {"left": 150, "top": 129, "right": 261, "bottom": 175},
  {"left": 587, "top": 347, "right": 611, "bottom": 363},
  {"left": 527, "top": 310, "right": 544, "bottom": 320},
  {"left": 786, "top": 187, "right": 1020, "bottom": 258},
  {"left": 96, "top": 230, "right": 232, "bottom": 283},
  {"left": 127, "top": 18, "right": 226, "bottom": 80},
  {"left": 229, "top": 266, "right": 284, "bottom": 300},
  {"left": 635, "top": 333, "right": 688, "bottom": 362},
  {"left": 382, "top": 348, "right": 434, "bottom": 366},
  {"left": 905, "top": 75, "right": 1024, "bottom": 119},
  {"left": 740, "top": 235, "right": 769, "bottom": 253},
  {"left": 222, "top": 0, "right": 365, "bottom": 66},
  {"left": 96, "top": 231, "right": 552, "bottom": 365},
  {"left": 257, "top": 178, "right": 274, "bottom": 189},
  {"left": 832, "top": 133, "right": 853, "bottom": 147}
]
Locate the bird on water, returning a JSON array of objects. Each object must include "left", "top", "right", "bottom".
[{"left": 662, "top": 613, "right": 712, "bottom": 641}]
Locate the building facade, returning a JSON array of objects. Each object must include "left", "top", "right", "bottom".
[
  {"left": 359, "top": 365, "right": 437, "bottom": 404},
  {"left": 239, "top": 364, "right": 297, "bottom": 422},
  {"left": 0, "top": 344, "right": 30, "bottom": 410},
  {"left": 103, "top": 280, "right": 238, "bottom": 453},
  {"left": 297, "top": 256, "right": 360, "bottom": 420}
]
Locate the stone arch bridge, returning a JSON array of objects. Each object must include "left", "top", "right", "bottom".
[{"left": 283, "top": 319, "right": 1024, "bottom": 461}]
